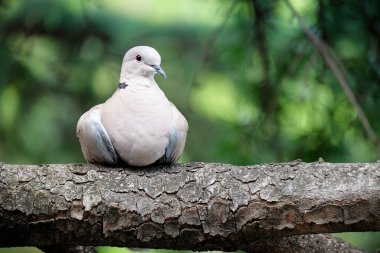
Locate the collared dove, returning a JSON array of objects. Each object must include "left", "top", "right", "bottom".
[{"left": 77, "top": 46, "right": 188, "bottom": 166}]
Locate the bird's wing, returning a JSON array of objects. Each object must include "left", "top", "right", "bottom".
[
  {"left": 157, "top": 102, "right": 188, "bottom": 164},
  {"left": 76, "top": 105, "right": 119, "bottom": 165}
]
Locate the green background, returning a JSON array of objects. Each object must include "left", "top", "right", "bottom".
[{"left": 0, "top": 0, "right": 379, "bottom": 252}]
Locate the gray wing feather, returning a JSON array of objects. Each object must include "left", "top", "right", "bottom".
[
  {"left": 157, "top": 103, "right": 188, "bottom": 164},
  {"left": 77, "top": 105, "right": 118, "bottom": 164},
  {"left": 158, "top": 129, "right": 182, "bottom": 164}
]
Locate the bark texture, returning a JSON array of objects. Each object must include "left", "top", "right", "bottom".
[
  {"left": 0, "top": 161, "right": 379, "bottom": 251},
  {"left": 249, "top": 234, "right": 365, "bottom": 253},
  {"left": 39, "top": 246, "right": 97, "bottom": 253}
]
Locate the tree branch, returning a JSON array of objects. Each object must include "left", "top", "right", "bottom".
[
  {"left": 247, "top": 234, "right": 365, "bottom": 253},
  {"left": 0, "top": 162, "right": 379, "bottom": 251},
  {"left": 283, "top": 0, "right": 380, "bottom": 158},
  {"left": 39, "top": 246, "right": 98, "bottom": 253}
]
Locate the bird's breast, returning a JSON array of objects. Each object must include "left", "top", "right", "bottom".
[{"left": 100, "top": 86, "right": 173, "bottom": 166}]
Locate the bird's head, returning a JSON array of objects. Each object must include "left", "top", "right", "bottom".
[{"left": 120, "top": 46, "right": 166, "bottom": 83}]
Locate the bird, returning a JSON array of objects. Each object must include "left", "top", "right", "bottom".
[{"left": 76, "top": 46, "right": 188, "bottom": 167}]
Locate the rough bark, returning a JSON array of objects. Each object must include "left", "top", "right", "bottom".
[
  {"left": 249, "top": 234, "right": 365, "bottom": 253},
  {"left": 39, "top": 246, "right": 97, "bottom": 253},
  {"left": 0, "top": 161, "right": 379, "bottom": 252}
]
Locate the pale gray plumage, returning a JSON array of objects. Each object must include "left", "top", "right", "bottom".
[
  {"left": 76, "top": 46, "right": 188, "bottom": 166},
  {"left": 77, "top": 105, "right": 119, "bottom": 164}
]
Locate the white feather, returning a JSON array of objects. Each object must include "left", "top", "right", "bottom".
[{"left": 77, "top": 46, "right": 188, "bottom": 166}]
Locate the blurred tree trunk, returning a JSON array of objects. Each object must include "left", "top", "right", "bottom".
[{"left": 0, "top": 162, "right": 379, "bottom": 252}]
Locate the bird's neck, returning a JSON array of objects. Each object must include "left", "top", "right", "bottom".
[{"left": 119, "top": 74, "right": 157, "bottom": 88}]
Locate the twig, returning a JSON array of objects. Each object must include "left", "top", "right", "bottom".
[
  {"left": 185, "top": 1, "right": 237, "bottom": 110},
  {"left": 283, "top": 0, "right": 380, "bottom": 158},
  {"left": 251, "top": 0, "right": 270, "bottom": 84}
]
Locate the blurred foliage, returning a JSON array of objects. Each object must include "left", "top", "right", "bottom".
[
  {"left": 0, "top": 0, "right": 380, "bottom": 252},
  {"left": 335, "top": 232, "right": 380, "bottom": 253}
]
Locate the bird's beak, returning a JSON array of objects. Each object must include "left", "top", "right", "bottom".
[{"left": 151, "top": 65, "right": 167, "bottom": 78}]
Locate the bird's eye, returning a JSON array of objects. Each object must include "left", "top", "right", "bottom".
[{"left": 136, "top": 55, "right": 142, "bottom": 61}]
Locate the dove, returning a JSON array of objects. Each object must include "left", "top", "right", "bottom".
[{"left": 77, "top": 46, "right": 188, "bottom": 166}]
